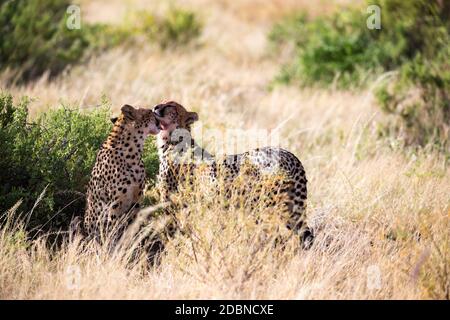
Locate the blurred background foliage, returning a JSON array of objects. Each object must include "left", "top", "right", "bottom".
[
  {"left": 0, "top": 0, "right": 202, "bottom": 83},
  {"left": 269, "top": 0, "right": 449, "bottom": 152},
  {"left": 0, "top": 0, "right": 91, "bottom": 82}
]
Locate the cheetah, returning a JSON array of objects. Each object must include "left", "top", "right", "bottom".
[
  {"left": 153, "top": 101, "right": 314, "bottom": 249},
  {"left": 84, "top": 104, "right": 160, "bottom": 240}
]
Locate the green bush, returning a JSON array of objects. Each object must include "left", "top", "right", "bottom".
[
  {"left": 269, "top": 0, "right": 450, "bottom": 88},
  {"left": 143, "top": 137, "right": 160, "bottom": 185},
  {"left": 0, "top": 0, "right": 89, "bottom": 81},
  {"left": 139, "top": 7, "right": 202, "bottom": 48},
  {"left": 0, "top": 93, "right": 160, "bottom": 232},
  {"left": 0, "top": 1, "right": 202, "bottom": 82},
  {"left": 272, "top": 12, "right": 381, "bottom": 87},
  {"left": 376, "top": 45, "right": 450, "bottom": 152},
  {"left": 269, "top": 0, "right": 450, "bottom": 150},
  {"left": 82, "top": 23, "right": 136, "bottom": 52},
  {"left": 0, "top": 0, "right": 134, "bottom": 82}
]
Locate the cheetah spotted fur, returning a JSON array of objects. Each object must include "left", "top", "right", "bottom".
[
  {"left": 153, "top": 101, "right": 314, "bottom": 248},
  {"left": 84, "top": 104, "right": 160, "bottom": 239}
]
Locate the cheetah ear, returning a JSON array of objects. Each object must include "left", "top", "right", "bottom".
[
  {"left": 186, "top": 111, "right": 198, "bottom": 125},
  {"left": 110, "top": 117, "right": 118, "bottom": 124},
  {"left": 121, "top": 104, "right": 136, "bottom": 121}
]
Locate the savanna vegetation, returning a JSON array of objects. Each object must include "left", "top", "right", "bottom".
[
  {"left": 0, "top": 0, "right": 448, "bottom": 299},
  {"left": 270, "top": 0, "right": 450, "bottom": 151}
]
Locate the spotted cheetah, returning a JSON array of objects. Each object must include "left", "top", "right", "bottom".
[
  {"left": 84, "top": 104, "right": 160, "bottom": 239},
  {"left": 153, "top": 101, "right": 314, "bottom": 249}
]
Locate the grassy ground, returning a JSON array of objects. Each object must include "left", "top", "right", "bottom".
[{"left": 0, "top": 0, "right": 448, "bottom": 299}]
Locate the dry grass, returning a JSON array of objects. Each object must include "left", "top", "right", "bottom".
[{"left": 0, "top": 0, "right": 449, "bottom": 299}]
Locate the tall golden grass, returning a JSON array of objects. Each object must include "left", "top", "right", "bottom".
[{"left": 0, "top": 0, "right": 448, "bottom": 299}]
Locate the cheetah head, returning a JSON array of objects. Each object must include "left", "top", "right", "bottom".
[
  {"left": 152, "top": 101, "right": 198, "bottom": 145},
  {"left": 111, "top": 104, "right": 160, "bottom": 136}
]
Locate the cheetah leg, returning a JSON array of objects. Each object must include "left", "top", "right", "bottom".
[{"left": 286, "top": 202, "right": 314, "bottom": 250}]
